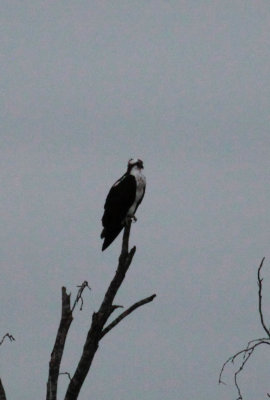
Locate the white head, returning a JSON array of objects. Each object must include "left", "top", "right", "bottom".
[{"left": 127, "top": 158, "right": 144, "bottom": 173}]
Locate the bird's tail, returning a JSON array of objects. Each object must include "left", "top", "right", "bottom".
[{"left": 101, "top": 225, "right": 124, "bottom": 251}]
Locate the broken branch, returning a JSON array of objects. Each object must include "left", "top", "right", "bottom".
[{"left": 46, "top": 288, "right": 73, "bottom": 400}]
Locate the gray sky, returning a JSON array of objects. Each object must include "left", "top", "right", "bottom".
[{"left": 1, "top": 1, "right": 270, "bottom": 399}]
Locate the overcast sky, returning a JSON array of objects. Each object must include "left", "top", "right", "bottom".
[{"left": 1, "top": 1, "right": 270, "bottom": 399}]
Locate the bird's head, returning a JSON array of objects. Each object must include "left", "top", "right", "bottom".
[{"left": 127, "top": 158, "right": 144, "bottom": 172}]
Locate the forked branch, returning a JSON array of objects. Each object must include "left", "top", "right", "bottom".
[{"left": 100, "top": 294, "right": 156, "bottom": 339}]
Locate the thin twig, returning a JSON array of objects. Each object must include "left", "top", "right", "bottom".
[
  {"left": 71, "top": 281, "right": 91, "bottom": 312},
  {"left": 257, "top": 258, "right": 270, "bottom": 337},
  {"left": 219, "top": 339, "right": 270, "bottom": 398},
  {"left": 59, "top": 372, "right": 72, "bottom": 382},
  {"left": 219, "top": 337, "right": 270, "bottom": 384},
  {"left": 234, "top": 341, "right": 270, "bottom": 399},
  {"left": 0, "top": 333, "right": 15, "bottom": 346}
]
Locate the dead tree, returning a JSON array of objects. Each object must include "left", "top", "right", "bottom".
[
  {"left": 45, "top": 220, "right": 156, "bottom": 400},
  {"left": 219, "top": 257, "right": 270, "bottom": 400},
  {"left": 0, "top": 222, "right": 155, "bottom": 400}
]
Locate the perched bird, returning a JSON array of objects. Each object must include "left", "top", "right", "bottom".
[{"left": 101, "top": 159, "right": 146, "bottom": 251}]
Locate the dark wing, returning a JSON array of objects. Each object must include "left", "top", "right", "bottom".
[{"left": 101, "top": 174, "right": 136, "bottom": 250}]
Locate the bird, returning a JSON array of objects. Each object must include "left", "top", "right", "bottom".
[{"left": 101, "top": 158, "right": 146, "bottom": 251}]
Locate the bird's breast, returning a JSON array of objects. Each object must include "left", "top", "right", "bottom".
[{"left": 127, "top": 172, "right": 146, "bottom": 216}]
